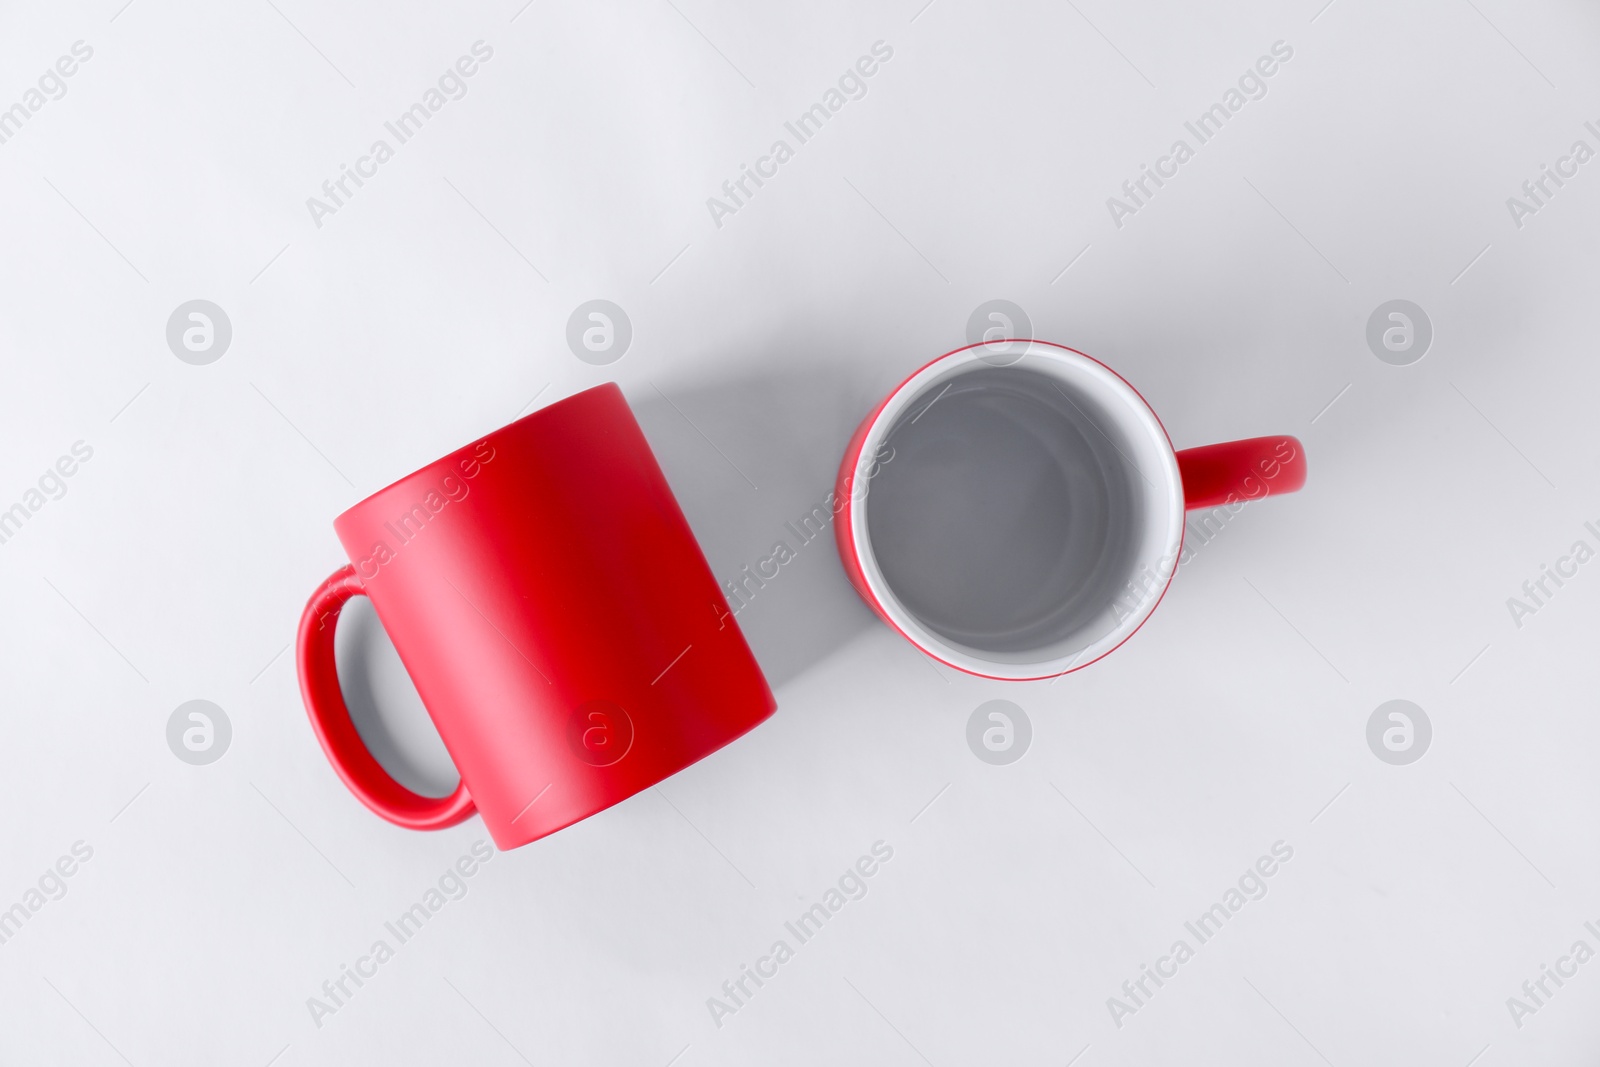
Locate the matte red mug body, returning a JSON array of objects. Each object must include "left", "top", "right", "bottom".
[
  {"left": 834, "top": 340, "right": 1306, "bottom": 680},
  {"left": 297, "top": 383, "right": 775, "bottom": 850}
]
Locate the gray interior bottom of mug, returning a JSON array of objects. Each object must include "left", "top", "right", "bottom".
[{"left": 864, "top": 366, "right": 1146, "bottom": 657}]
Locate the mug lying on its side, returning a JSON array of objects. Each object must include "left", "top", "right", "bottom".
[
  {"left": 296, "top": 383, "right": 775, "bottom": 850},
  {"left": 834, "top": 340, "right": 1306, "bottom": 680}
]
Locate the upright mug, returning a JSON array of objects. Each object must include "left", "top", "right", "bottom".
[
  {"left": 297, "top": 383, "right": 775, "bottom": 850},
  {"left": 835, "top": 340, "right": 1307, "bottom": 680}
]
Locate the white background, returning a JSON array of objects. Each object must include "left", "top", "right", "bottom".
[{"left": 1, "top": 0, "right": 1598, "bottom": 1063}]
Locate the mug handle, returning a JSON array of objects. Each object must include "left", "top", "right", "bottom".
[
  {"left": 1175, "top": 435, "right": 1307, "bottom": 511},
  {"left": 295, "top": 564, "right": 476, "bottom": 830}
]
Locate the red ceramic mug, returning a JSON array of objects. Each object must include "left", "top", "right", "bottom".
[
  {"left": 296, "top": 383, "right": 775, "bottom": 850},
  {"left": 835, "top": 340, "right": 1306, "bottom": 680}
]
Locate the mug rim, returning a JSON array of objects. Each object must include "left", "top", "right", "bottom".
[
  {"left": 845, "top": 340, "right": 1186, "bottom": 681},
  {"left": 334, "top": 383, "right": 616, "bottom": 529}
]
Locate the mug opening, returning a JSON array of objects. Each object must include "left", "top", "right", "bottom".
[{"left": 850, "top": 343, "right": 1183, "bottom": 679}]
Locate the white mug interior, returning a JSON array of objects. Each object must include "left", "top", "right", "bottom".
[{"left": 849, "top": 342, "right": 1184, "bottom": 678}]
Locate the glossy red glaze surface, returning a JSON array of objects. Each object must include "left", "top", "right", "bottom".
[{"left": 297, "top": 383, "right": 775, "bottom": 850}]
